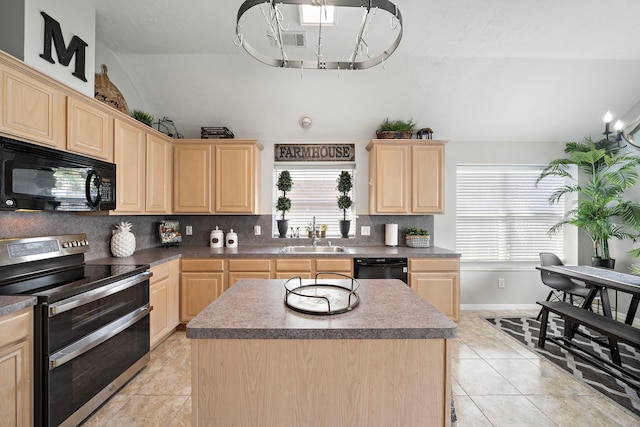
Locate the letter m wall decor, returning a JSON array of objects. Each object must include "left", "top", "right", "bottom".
[{"left": 39, "top": 11, "right": 88, "bottom": 82}]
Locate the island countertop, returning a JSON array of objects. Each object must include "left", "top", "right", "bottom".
[{"left": 186, "top": 278, "right": 456, "bottom": 340}]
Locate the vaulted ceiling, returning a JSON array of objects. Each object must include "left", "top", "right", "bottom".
[{"left": 88, "top": 0, "right": 640, "bottom": 142}]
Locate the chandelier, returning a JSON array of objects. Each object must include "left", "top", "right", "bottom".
[{"left": 235, "top": 0, "right": 403, "bottom": 70}]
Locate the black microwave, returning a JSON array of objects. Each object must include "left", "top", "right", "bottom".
[{"left": 0, "top": 136, "right": 116, "bottom": 211}]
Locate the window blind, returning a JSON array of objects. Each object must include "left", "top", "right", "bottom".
[
  {"left": 456, "top": 165, "right": 565, "bottom": 262},
  {"left": 274, "top": 164, "right": 356, "bottom": 237}
]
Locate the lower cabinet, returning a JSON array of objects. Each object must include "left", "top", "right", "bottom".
[
  {"left": 409, "top": 258, "right": 460, "bottom": 322},
  {"left": 0, "top": 307, "right": 33, "bottom": 427},
  {"left": 227, "top": 259, "right": 272, "bottom": 287},
  {"left": 180, "top": 259, "right": 225, "bottom": 323},
  {"left": 149, "top": 259, "right": 180, "bottom": 349}
]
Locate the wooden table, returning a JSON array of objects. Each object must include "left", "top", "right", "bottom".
[{"left": 537, "top": 265, "right": 640, "bottom": 325}]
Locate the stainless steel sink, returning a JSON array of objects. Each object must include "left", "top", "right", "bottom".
[{"left": 279, "top": 245, "right": 349, "bottom": 254}]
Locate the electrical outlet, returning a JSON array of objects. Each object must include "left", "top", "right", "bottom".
[
  {"left": 498, "top": 278, "right": 505, "bottom": 288},
  {"left": 254, "top": 225, "right": 261, "bottom": 235},
  {"left": 361, "top": 226, "right": 370, "bottom": 236},
  {"left": 186, "top": 226, "right": 192, "bottom": 236}
]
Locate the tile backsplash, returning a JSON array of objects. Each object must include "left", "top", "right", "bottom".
[{"left": 0, "top": 212, "right": 434, "bottom": 260}]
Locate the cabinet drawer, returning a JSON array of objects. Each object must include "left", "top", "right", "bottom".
[
  {"left": 409, "top": 258, "right": 459, "bottom": 272},
  {"left": 276, "top": 259, "right": 312, "bottom": 272},
  {"left": 0, "top": 308, "right": 31, "bottom": 348},
  {"left": 228, "top": 259, "right": 272, "bottom": 272},
  {"left": 181, "top": 258, "right": 224, "bottom": 272},
  {"left": 150, "top": 261, "right": 173, "bottom": 283},
  {"left": 316, "top": 258, "right": 352, "bottom": 273}
]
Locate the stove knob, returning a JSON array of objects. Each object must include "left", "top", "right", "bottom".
[{"left": 62, "top": 241, "right": 70, "bottom": 248}]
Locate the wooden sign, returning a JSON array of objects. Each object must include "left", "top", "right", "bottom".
[
  {"left": 39, "top": 11, "right": 88, "bottom": 82},
  {"left": 274, "top": 144, "right": 355, "bottom": 162}
]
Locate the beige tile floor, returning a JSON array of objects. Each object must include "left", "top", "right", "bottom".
[{"left": 82, "top": 310, "right": 639, "bottom": 426}]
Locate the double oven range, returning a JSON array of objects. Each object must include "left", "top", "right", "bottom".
[{"left": 0, "top": 234, "right": 151, "bottom": 427}]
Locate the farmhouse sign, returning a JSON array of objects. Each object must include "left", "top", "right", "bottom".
[{"left": 274, "top": 144, "right": 355, "bottom": 162}]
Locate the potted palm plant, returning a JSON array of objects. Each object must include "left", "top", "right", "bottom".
[
  {"left": 275, "top": 170, "right": 293, "bottom": 238},
  {"left": 537, "top": 137, "right": 640, "bottom": 268},
  {"left": 337, "top": 171, "right": 353, "bottom": 238}
]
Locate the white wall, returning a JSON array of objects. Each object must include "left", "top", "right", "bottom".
[{"left": 23, "top": 0, "right": 95, "bottom": 96}]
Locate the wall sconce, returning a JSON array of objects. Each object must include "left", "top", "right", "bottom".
[
  {"left": 299, "top": 115, "right": 313, "bottom": 128},
  {"left": 603, "top": 111, "right": 624, "bottom": 146}
]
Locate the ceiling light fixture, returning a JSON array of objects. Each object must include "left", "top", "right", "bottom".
[{"left": 235, "top": 0, "right": 403, "bottom": 70}]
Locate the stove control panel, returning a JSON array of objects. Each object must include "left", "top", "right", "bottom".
[{"left": 0, "top": 234, "right": 89, "bottom": 266}]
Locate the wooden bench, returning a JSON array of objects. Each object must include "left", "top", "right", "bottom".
[{"left": 537, "top": 300, "right": 640, "bottom": 367}]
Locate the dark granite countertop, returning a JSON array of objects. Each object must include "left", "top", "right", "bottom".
[
  {"left": 186, "top": 278, "right": 457, "bottom": 340},
  {"left": 90, "top": 245, "right": 460, "bottom": 267},
  {"left": 0, "top": 296, "right": 37, "bottom": 317}
]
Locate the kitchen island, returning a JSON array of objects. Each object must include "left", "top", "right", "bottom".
[{"left": 187, "top": 278, "right": 456, "bottom": 427}]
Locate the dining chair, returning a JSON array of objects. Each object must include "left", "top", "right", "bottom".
[{"left": 536, "top": 253, "right": 593, "bottom": 320}]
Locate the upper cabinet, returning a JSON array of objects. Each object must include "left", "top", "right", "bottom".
[
  {"left": 173, "top": 140, "right": 263, "bottom": 214},
  {"left": 66, "top": 96, "right": 113, "bottom": 162},
  {"left": 215, "top": 141, "right": 262, "bottom": 213},
  {"left": 113, "top": 118, "right": 173, "bottom": 214},
  {"left": 0, "top": 56, "right": 66, "bottom": 149},
  {"left": 367, "top": 140, "right": 445, "bottom": 214}
]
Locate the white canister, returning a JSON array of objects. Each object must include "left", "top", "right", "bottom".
[
  {"left": 225, "top": 228, "right": 238, "bottom": 248},
  {"left": 210, "top": 226, "right": 224, "bottom": 248}
]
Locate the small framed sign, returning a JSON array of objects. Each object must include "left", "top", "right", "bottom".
[{"left": 274, "top": 144, "right": 355, "bottom": 162}]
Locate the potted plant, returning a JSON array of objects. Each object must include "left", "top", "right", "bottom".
[
  {"left": 376, "top": 118, "right": 416, "bottom": 139},
  {"left": 275, "top": 170, "right": 293, "bottom": 238},
  {"left": 131, "top": 109, "right": 154, "bottom": 126},
  {"left": 320, "top": 224, "right": 327, "bottom": 238},
  {"left": 405, "top": 227, "right": 431, "bottom": 248},
  {"left": 537, "top": 137, "right": 640, "bottom": 268},
  {"left": 305, "top": 223, "right": 313, "bottom": 238},
  {"left": 337, "top": 171, "right": 353, "bottom": 238}
]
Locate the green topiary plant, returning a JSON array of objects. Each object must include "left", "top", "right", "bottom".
[
  {"left": 275, "top": 170, "right": 293, "bottom": 220},
  {"left": 336, "top": 171, "right": 353, "bottom": 220},
  {"left": 377, "top": 118, "right": 417, "bottom": 132}
]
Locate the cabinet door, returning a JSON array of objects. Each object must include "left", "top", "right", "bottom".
[
  {"left": 412, "top": 145, "right": 444, "bottom": 213},
  {"left": 0, "top": 64, "right": 65, "bottom": 149},
  {"left": 113, "top": 118, "right": 146, "bottom": 213},
  {"left": 369, "top": 144, "right": 410, "bottom": 213},
  {"left": 180, "top": 272, "right": 225, "bottom": 322},
  {"left": 149, "top": 278, "right": 169, "bottom": 348},
  {"left": 173, "top": 144, "right": 213, "bottom": 213},
  {"left": 0, "top": 308, "right": 33, "bottom": 427},
  {"left": 215, "top": 144, "right": 257, "bottom": 213},
  {"left": 67, "top": 96, "right": 113, "bottom": 161},
  {"left": 146, "top": 133, "right": 172, "bottom": 213},
  {"left": 410, "top": 272, "right": 459, "bottom": 322}
]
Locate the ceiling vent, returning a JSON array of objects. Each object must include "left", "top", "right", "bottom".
[{"left": 270, "top": 32, "right": 306, "bottom": 47}]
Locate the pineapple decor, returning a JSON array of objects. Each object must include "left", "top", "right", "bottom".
[{"left": 111, "top": 222, "right": 136, "bottom": 257}]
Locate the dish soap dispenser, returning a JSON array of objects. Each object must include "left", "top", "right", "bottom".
[{"left": 225, "top": 228, "right": 238, "bottom": 248}]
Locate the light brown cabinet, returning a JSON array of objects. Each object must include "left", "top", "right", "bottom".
[
  {"left": 180, "top": 259, "right": 225, "bottom": 322},
  {"left": 367, "top": 140, "right": 445, "bottom": 214},
  {"left": 275, "top": 258, "right": 353, "bottom": 279},
  {"left": 173, "top": 143, "right": 214, "bottom": 213},
  {"left": 173, "top": 140, "right": 263, "bottom": 214},
  {"left": 227, "top": 259, "right": 273, "bottom": 287},
  {"left": 67, "top": 96, "right": 113, "bottom": 162},
  {"left": 0, "top": 57, "right": 66, "bottom": 149},
  {"left": 0, "top": 307, "right": 33, "bottom": 427},
  {"left": 113, "top": 119, "right": 172, "bottom": 214},
  {"left": 149, "top": 259, "right": 180, "bottom": 349},
  {"left": 409, "top": 258, "right": 460, "bottom": 322},
  {"left": 215, "top": 142, "right": 261, "bottom": 213}
]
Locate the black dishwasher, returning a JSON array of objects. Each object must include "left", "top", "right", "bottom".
[{"left": 353, "top": 258, "right": 408, "bottom": 284}]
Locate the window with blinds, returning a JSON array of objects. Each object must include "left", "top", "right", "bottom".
[
  {"left": 456, "top": 164, "right": 565, "bottom": 263},
  {"left": 273, "top": 164, "right": 356, "bottom": 238}
]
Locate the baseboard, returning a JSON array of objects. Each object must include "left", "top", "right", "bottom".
[{"left": 461, "top": 304, "right": 539, "bottom": 310}]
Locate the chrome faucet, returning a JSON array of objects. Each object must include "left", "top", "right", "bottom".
[{"left": 311, "top": 216, "right": 321, "bottom": 246}]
